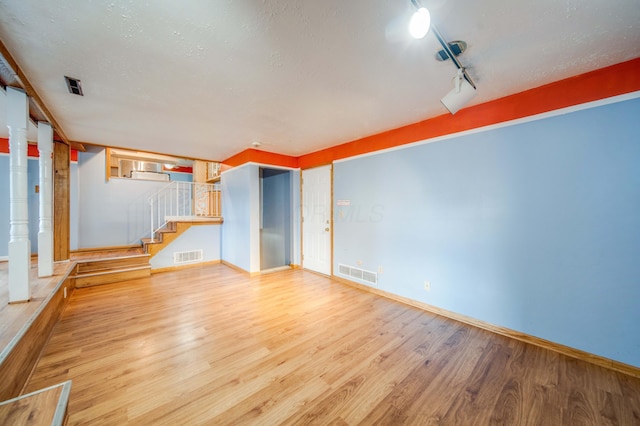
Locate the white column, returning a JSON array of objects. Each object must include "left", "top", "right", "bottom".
[
  {"left": 7, "top": 87, "right": 31, "bottom": 303},
  {"left": 37, "top": 122, "right": 54, "bottom": 277}
]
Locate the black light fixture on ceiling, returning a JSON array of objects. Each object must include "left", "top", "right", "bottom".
[{"left": 408, "top": 0, "right": 477, "bottom": 114}]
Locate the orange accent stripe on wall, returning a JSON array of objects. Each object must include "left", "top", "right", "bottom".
[
  {"left": 0, "top": 138, "right": 79, "bottom": 161},
  {"left": 223, "top": 148, "right": 299, "bottom": 169},
  {"left": 224, "top": 55, "right": 640, "bottom": 170},
  {"left": 297, "top": 58, "right": 640, "bottom": 169}
]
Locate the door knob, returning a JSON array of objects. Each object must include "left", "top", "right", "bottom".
[{"left": 325, "top": 227, "right": 330, "bottom": 232}]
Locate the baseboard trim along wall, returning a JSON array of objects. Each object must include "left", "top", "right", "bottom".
[
  {"left": 151, "top": 260, "right": 221, "bottom": 275},
  {"left": 220, "top": 260, "right": 260, "bottom": 277},
  {"left": 332, "top": 275, "right": 640, "bottom": 379}
]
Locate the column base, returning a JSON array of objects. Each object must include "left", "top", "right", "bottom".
[
  {"left": 38, "top": 231, "right": 53, "bottom": 277},
  {"left": 8, "top": 239, "right": 31, "bottom": 303}
]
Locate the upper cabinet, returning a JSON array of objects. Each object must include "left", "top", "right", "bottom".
[{"left": 105, "top": 148, "right": 220, "bottom": 183}]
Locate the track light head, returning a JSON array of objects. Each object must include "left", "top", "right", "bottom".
[
  {"left": 409, "top": 7, "right": 431, "bottom": 39},
  {"left": 440, "top": 69, "right": 477, "bottom": 114}
]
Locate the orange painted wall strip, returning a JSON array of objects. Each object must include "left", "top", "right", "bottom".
[
  {"left": 0, "top": 138, "right": 78, "bottom": 161},
  {"left": 298, "top": 58, "right": 640, "bottom": 169},
  {"left": 223, "top": 148, "right": 299, "bottom": 169}
]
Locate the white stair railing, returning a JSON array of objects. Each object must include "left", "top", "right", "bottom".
[{"left": 148, "top": 181, "right": 221, "bottom": 242}]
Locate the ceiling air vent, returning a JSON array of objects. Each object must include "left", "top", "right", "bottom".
[{"left": 64, "top": 76, "right": 83, "bottom": 96}]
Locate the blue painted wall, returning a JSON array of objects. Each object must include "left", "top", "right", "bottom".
[
  {"left": 78, "top": 147, "right": 172, "bottom": 248},
  {"left": 221, "top": 163, "right": 260, "bottom": 272},
  {"left": 167, "top": 172, "right": 192, "bottom": 182},
  {"left": 333, "top": 97, "right": 640, "bottom": 367},
  {"left": 0, "top": 155, "right": 79, "bottom": 256}
]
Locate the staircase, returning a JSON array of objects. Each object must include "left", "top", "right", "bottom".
[
  {"left": 144, "top": 180, "right": 222, "bottom": 258},
  {"left": 73, "top": 252, "right": 151, "bottom": 288},
  {"left": 142, "top": 218, "right": 222, "bottom": 257},
  {"left": 70, "top": 181, "right": 222, "bottom": 287}
]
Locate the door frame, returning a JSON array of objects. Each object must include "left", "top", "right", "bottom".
[{"left": 301, "top": 164, "right": 333, "bottom": 276}]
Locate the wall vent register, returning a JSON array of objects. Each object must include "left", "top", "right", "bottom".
[
  {"left": 338, "top": 264, "right": 378, "bottom": 285},
  {"left": 174, "top": 249, "right": 203, "bottom": 264}
]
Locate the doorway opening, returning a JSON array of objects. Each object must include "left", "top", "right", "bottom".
[{"left": 260, "top": 168, "right": 292, "bottom": 272}]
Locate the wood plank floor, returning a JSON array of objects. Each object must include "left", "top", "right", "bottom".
[{"left": 25, "top": 264, "right": 640, "bottom": 425}]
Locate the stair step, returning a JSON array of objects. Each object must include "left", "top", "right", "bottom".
[
  {"left": 74, "top": 266, "right": 151, "bottom": 288},
  {"left": 141, "top": 238, "right": 162, "bottom": 244},
  {"left": 76, "top": 254, "right": 150, "bottom": 274},
  {"left": 143, "top": 218, "right": 223, "bottom": 258}
]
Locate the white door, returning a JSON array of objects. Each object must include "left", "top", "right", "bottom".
[{"left": 302, "top": 165, "right": 332, "bottom": 275}]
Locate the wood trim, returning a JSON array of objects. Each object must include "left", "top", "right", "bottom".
[
  {"left": 71, "top": 245, "right": 143, "bottom": 254},
  {"left": 330, "top": 164, "right": 334, "bottom": 277},
  {"left": 0, "top": 39, "right": 69, "bottom": 145},
  {"left": 0, "top": 273, "right": 75, "bottom": 401},
  {"left": 105, "top": 147, "right": 111, "bottom": 181},
  {"left": 332, "top": 275, "right": 640, "bottom": 379},
  {"left": 73, "top": 139, "right": 219, "bottom": 163},
  {"left": 299, "top": 170, "right": 304, "bottom": 270},
  {"left": 0, "top": 380, "right": 71, "bottom": 425},
  {"left": 220, "top": 260, "right": 260, "bottom": 277},
  {"left": 53, "top": 142, "right": 70, "bottom": 262},
  {"left": 74, "top": 267, "right": 151, "bottom": 288},
  {"left": 151, "top": 260, "right": 221, "bottom": 274}
]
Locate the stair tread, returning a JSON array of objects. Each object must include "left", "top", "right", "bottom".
[
  {"left": 141, "top": 238, "right": 160, "bottom": 244},
  {"left": 77, "top": 253, "right": 150, "bottom": 263},
  {"left": 79, "top": 264, "right": 150, "bottom": 274},
  {"left": 73, "top": 265, "right": 152, "bottom": 278}
]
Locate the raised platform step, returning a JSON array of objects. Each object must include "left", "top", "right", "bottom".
[
  {"left": 71, "top": 245, "right": 145, "bottom": 260},
  {"left": 73, "top": 252, "right": 151, "bottom": 288},
  {"left": 74, "top": 266, "right": 151, "bottom": 288},
  {"left": 76, "top": 254, "right": 150, "bottom": 274},
  {"left": 0, "top": 381, "right": 71, "bottom": 425}
]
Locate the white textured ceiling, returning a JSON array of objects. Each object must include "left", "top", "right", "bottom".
[{"left": 0, "top": 0, "right": 639, "bottom": 160}]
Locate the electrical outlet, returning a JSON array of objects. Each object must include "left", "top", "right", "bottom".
[
  {"left": 378, "top": 266, "right": 384, "bottom": 274},
  {"left": 424, "top": 281, "right": 431, "bottom": 291},
  {"left": 356, "top": 260, "right": 363, "bottom": 266}
]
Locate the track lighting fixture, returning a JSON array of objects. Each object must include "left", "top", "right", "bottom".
[
  {"left": 440, "top": 69, "right": 477, "bottom": 114},
  {"left": 408, "top": 0, "right": 477, "bottom": 114},
  {"left": 409, "top": 6, "right": 430, "bottom": 39}
]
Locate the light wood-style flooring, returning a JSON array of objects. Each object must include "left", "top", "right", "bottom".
[{"left": 26, "top": 264, "right": 640, "bottom": 425}]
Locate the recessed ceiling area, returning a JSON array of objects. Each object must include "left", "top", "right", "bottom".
[{"left": 0, "top": 0, "right": 639, "bottom": 160}]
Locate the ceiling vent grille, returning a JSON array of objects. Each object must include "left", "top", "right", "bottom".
[
  {"left": 338, "top": 264, "right": 377, "bottom": 285},
  {"left": 64, "top": 76, "right": 83, "bottom": 96},
  {"left": 173, "top": 249, "right": 203, "bottom": 264}
]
